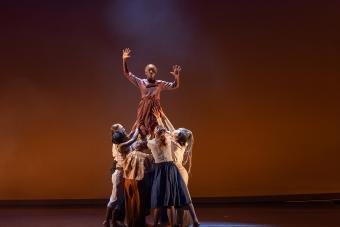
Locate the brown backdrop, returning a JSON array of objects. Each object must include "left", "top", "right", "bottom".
[{"left": 1, "top": 0, "right": 340, "bottom": 200}]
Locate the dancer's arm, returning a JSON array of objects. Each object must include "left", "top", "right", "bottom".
[
  {"left": 122, "top": 48, "right": 142, "bottom": 88},
  {"left": 118, "top": 128, "right": 139, "bottom": 153},
  {"left": 112, "top": 144, "right": 118, "bottom": 158},
  {"left": 186, "top": 151, "right": 192, "bottom": 174},
  {"left": 161, "top": 65, "right": 181, "bottom": 91},
  {"left": 152, "top": 107, "right": 164, "bottom": 126},
  {"left": 184, "top": 134, "right": 194, "bottom": 174}
]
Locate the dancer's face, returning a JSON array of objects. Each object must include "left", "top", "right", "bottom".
[{"left": 145, "top": 64, "right": 157, "bottom": 82}]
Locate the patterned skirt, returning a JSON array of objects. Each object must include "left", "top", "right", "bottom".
[{"left": 123, "top": 170, "right": 154, "bottom": 226}]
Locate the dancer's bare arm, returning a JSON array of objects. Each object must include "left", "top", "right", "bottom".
[
  {"left": 118, "top": 128, "right": 139, "bottom": 154},
  {"left": 152, "top": 107, "right": 164, "bottom": 126},
  {"left": 122, "top": 48, "right": 142, "bottom": 87},
  {"left": 161, "top": 65, "right": 181, "bottom": 90},
  {"left": 184, "top": 150, "right": 192, "bottom": 174},
  {"left": 184, "top": 135, "right": 194, "bottom": 174},
  {"left": 122, "top": 48, "right": 131, "bottom": 75}
]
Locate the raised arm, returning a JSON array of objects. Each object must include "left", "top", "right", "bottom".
[
  {"left": 161, "top": 65, "right": 181, "bottom": 91},
  {"left": 118, "top": 128, "right": 139, "bottom": 154},
  {"left": 183, "top": 131, "right": 194, "bottom": 174},
  {"left": 122, "top": 48, "right": 142, "bottom": 88},
  {"left": 152, "top": 107, "right": 164, "bottom": 126}
]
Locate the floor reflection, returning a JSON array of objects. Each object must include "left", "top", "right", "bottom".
[{"left": 200, "top": 222, "right": 273, "bottom": 227}]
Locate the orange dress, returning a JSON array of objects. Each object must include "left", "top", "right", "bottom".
[
  {"left": 123, "top": 150, "right": 153, "bottom": 227},
  {"left": 124, "top": 72, "right": 178, "bottom": 136}
]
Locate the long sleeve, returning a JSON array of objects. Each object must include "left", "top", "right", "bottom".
[
  {"left": 112, "top": 144, "right": 117, "bottom": 159},
  {"left": 123, "top": 60, "right": 142, "bottom": 88},
  {"left": 160, "top": 77, "right": 179, "bottom": 91},
  {"left": 124, "top": 72, "right": 143, "bottom": 88}
]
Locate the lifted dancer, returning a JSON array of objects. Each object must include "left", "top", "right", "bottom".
[{"left": 121, "top": 48, "right": 181, "bottom": 137}]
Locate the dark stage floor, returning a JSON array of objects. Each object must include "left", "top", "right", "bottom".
[{"left": 1, "top": 204, "right": 340, "bottom": 227}]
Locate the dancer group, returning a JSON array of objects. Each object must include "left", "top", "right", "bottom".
[{"left": 103, "top": 48, "right": 199, "bottom": 227}]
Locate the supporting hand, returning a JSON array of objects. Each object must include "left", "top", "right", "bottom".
[{"left": 152, "top": 107, "right": 161, "bottom": 119}]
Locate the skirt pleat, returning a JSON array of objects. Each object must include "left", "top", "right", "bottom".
[{"left": 151, "top": 162, "right": 191, "bottom": 208}]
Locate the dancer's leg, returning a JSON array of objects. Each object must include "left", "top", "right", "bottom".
[
  {"left": 109, "top": 169, "right": 124, "bottom": 227},
  {"left": 167, "top": 206, "right": 175, "bottom": 227},
  {"left": 188, "top": 203, "right": 200, "bottom": 226},
  {"left": 176, "top": 208, "right": 184, "bottom": 226},
  {"left": 103, "top": 206, "right": 112, "bottom": 227},
  {"left": 160, "top": 208, "right": 169, "bottom": 226},
  {"left": 153, "top": 208, "right": 160, "bottom": 227},
  {"left": 111, "top": 208, "right": 118, "bottom": 227}
]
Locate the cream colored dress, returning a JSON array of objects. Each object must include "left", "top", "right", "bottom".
[
  {"left": 172, "top": 141, "right": 189, "bottom": 185},
  {"left": 172, "top": 141, "right": 192, "bottom": 225},
  {"left": 108, "top": 144, "right": 125, "bottom": 207},
  {"left": 147, "top": 133, "right": 174, "bottom": 163}
]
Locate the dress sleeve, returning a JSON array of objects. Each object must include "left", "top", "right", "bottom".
[
  {"left": 124, "top": 72, "right": 143, "bottom": 88},
  {"left": 112, "top": 144, "right": 117, "bottom": 159},
  {"left": 159, "top": 80, "right": 179, "bottom": 91}
]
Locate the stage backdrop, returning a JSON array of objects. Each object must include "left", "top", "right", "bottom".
[{"left": 1, "top": 1, "right": 340, "bottom": 200}]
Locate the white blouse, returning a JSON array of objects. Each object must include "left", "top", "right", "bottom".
[
  {"left": 172, "top": 141, "right": 188, "bottom": 165},
  {"left": 147, "top": 133, "right": 173, "bottom": 163}
]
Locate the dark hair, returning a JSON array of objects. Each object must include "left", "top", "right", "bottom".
[
  {"left": 112, "top": 131, "right": 125, "bottom": 144},
  {"left": 176, "top": 128, "right": 191, "bottom": 146},
  {"left": 177, "top": 131, "right": 187, "bottom": 146},
  {"left": 155, "top": 126, "right": 167, "bottom": 148},
  {"left": 135, "top": 140, "right": 148, "bottom": 151}
]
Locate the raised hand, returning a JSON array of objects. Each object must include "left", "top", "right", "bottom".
[
  {"left": 170, "top": 65, "right": 181, "bottom": 77},
  {"left": 122, "top": 48, "right": 131, "bottom": 60}
]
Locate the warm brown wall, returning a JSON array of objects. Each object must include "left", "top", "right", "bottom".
[{"left": 1, "top": 1, "right": 340, "bottom": 199}]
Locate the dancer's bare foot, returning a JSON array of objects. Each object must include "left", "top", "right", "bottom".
[
  {"left": 193, "top": 221, "right": 200, "bottom": 227},
  {"left": 102, "top": 220, "right": 110, "bottom": 227},
  {"left": 116, "top": 220, "right": 126, "bottom": 227}
]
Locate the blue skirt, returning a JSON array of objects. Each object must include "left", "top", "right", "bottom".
[{"left": 151, "top": 162, "right": 191, "bottom": 208}]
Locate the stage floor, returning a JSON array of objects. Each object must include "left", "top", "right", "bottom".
[{"left": 1, "top": 204, "right": 340, "bottom": 226}]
